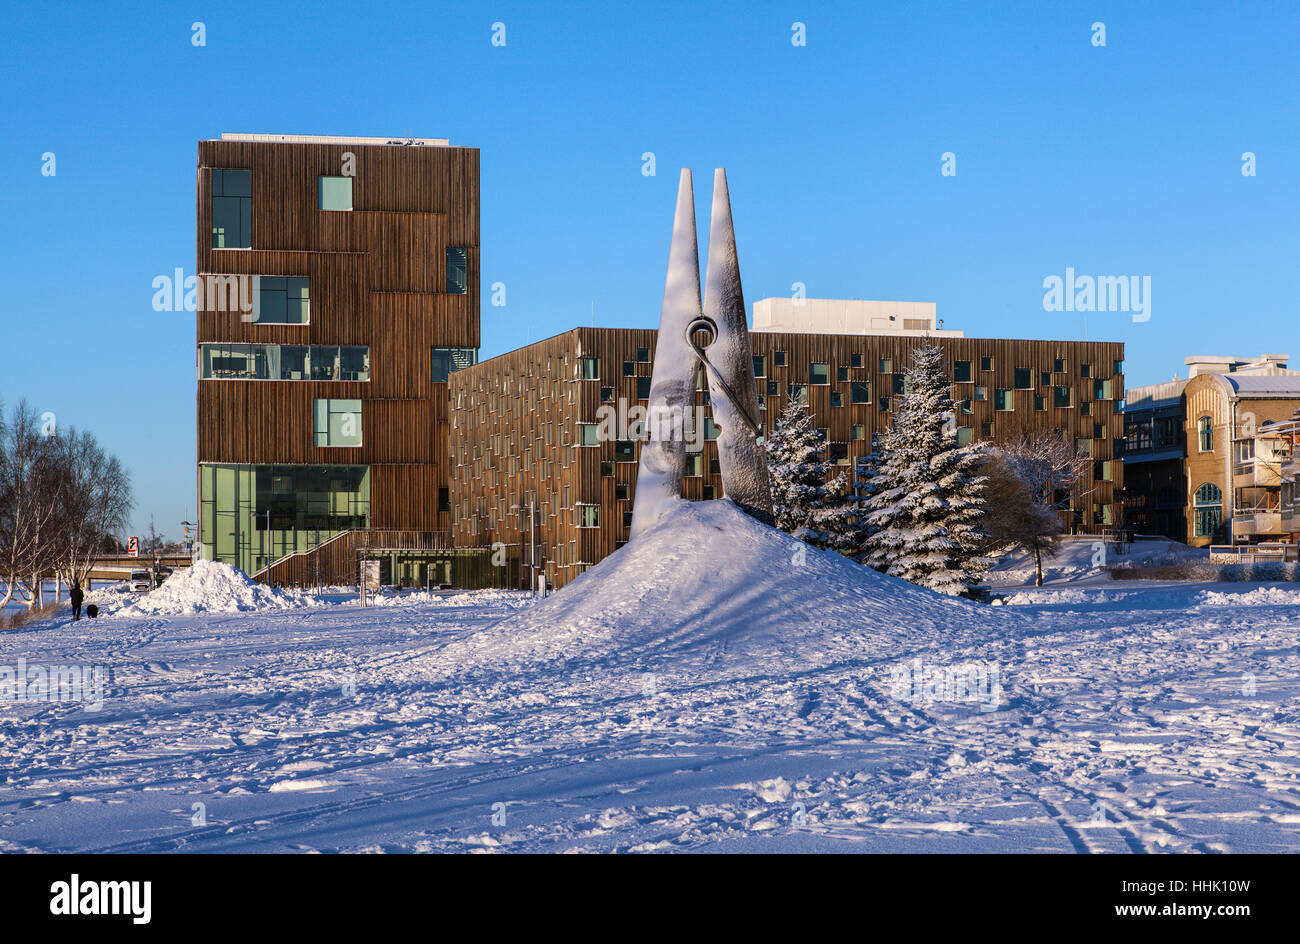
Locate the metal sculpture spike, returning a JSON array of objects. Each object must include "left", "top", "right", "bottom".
[{"left": 630, "top": 168, "right": 772, "bottom": 540}]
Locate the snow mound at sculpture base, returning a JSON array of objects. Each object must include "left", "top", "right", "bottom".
[{"left": 439, "top": 498, "right": 1005, "bottom": 677}]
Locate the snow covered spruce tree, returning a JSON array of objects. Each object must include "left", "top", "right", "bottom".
[
  {"left": 764, "top": 397, "right": 862, "bottom": 552},
  {"left": 863, "top": 344, "right": 988, "bottom": 595}
]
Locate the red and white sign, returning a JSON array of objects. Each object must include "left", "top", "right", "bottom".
[{"left": 127, "top": 536, "right": 139, "bottom": 558}]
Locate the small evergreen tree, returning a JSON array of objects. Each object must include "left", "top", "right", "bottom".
[
  {"left": 863, "top": 344, "right": 988, "bottom": 595},
  {"left": 765, "top": 398, "right": 862, "bottom": 552}
]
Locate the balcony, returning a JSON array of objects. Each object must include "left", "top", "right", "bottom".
[{"left": 1232, "top": 511, "right": 1283, "bottom": 538}]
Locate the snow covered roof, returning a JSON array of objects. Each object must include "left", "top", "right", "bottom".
[{"left": 1223, "top": 375, "right": 1300, "bottom": 395}]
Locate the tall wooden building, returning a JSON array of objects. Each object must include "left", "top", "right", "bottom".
[
  {"left": 449, "top": 326, "right": 1126, "bottom": 590},
  {"left": 195, "top": 133, "right": 482, "bottom": 585}
]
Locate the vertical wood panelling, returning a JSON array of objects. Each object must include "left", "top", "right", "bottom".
[
  {"left": 197, "top": 137, "right": 478, "bottom": 573},
  {"left": 450, "top": 327, "right": 1126, "bottom": 590}
]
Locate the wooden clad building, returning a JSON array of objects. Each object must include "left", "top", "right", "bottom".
[
  {"left": 195, "top": 134, "right": 482, "bottom": 584},
  {"left": 449, "top": 327, "right": 1126, "bottom": 590}
]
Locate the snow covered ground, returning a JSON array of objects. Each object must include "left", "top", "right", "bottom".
[{"left": 1, "top": 503, "right": 1297, "bottom": 853}]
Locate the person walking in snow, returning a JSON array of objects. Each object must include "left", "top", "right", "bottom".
[{"left": 70, "top": 581, "right": 84, "bottom": 621}]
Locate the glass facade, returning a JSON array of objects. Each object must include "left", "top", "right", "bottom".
[
  {"left": 201, "top": 344, "right": 369, "bottom": 381},
  {"left": 430, "top": 347, "right": 477, "bottom": 382},
  {"left": 446, "top": 247, "right": 468, "bottom": 294},
  {"left": 256, "top": 277, "right": 310, "bottom": 324},
  {"left": 313, "top": 399, "right": 363, "bottom": 447},
  {"left": 200, "top": 464, "right": 370, "bottom": 575},
  {"left": 211, "top": 169, "right": 252, "bottom": 248},
  {"left": 318, "top": 175, "right": 353, "bottom": 211}
]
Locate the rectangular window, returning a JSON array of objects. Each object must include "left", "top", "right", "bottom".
[
  {"left": 830, "top": 391, "right": 842, "bottom": 407},
  {"left": 600, "top": 386, "right": 614, "bottom": 402},
  {"left": 1094, "top": 378, "right": 1112, "bottom": 400},
  {"left": 766, "top": 380, "right": 779, "bottom": 397},
  {"left": 1080, "top": 401, "right": 1091, "bottom": 416},
  {"left": 201, "top": 343, "right": 369, "bottom": 381},
  {"left": 601, "top": 461, "right": 614, "bottom": 477},
  {"left": 578, "top": 423, "right": 600, "bottom": 446},
  {"left": 981, "top": 420, "right": 993, "bottom": 437},
  {"left": 1053, "top": 357, "right": 1066, "bottom": 373},
  {"left": 578, "top": 505, "right": 599, "bottom": 528},
  {"left": 1033, "top": 395, "right": 1046, "bottom": 411},
  {"left": 256, "top": 276, "right": 310, "bottom": 324},
  {"left": 960, "top": 398, "right": 972, "bottom": 415},
  {"left": 1080, "top": 363, "right": 1092, "bottom": 378},
  {"left": 850, "top": 381, "right": 870, "bottom": 404},
  {"left": 431, "top": 347, "right": 477, "bottom": 382},
  {"left": 318, "top": 175, "right": 353, "bottom": 211},
  {"left": 809, "top": 363, "right": 829, "bottom": 385},
  {"left": 879, "top": 396, "right": 890, "bottom": 412},
  {"left": 879, "top": 358, "right": 892, "bottom": 373},
  {"left": 892, "top": 373, "right": 906, "bottom": 395},
  {"left": 828, "top": 442, "right": 849, "bottom": 465},
  {"left": 578, "top": 356, "right": 599, "bottom": 379},
  {"left": 774, "top": 351, "right": 787, "bottom": 367},
  {"left": 636, "top": 376, "right": 652, "bottom": 399},
  {"left": 973, "top": 386, "right": 987, "bottom": 401},
  {"left": 1040, "top": 371, "right": 1050, "bottom": 387},
  {"left": 446, "top": 247, "right": 468, "bottom": 295},
  {"left": 702, "top": 485, "right": 716, "bottom": 500},
  {"left": 956, "top": 427, "right": 973, "bottom": 445},
  {"left": 438, "top": 487, "right": 450, "bottom": 512},
  {"left": 1053, "top": 386, "right": 1072, "bottom": 408},
  {"left": 623, "top": 361, "right": 635, "bottom": 377},
  {"left": 980, "top": 356, "right": 993, "bottom": 372},
  {"left": 615, "top": 440, "right": 635, "bottom": 462},
  {"left": 753, "top": 355, "right": 766, "bottom": 377},
  {"left": 637, "top": 347, "right": 651, "bottom": 363},
  {"left": 704, "top": 417, "right": 721, "bottom": 440},
  {"left": 314, "top": 399, "right": 362, "bottom": 447},
  {"left": 788, "top": 384, "right": 808, "bottom": 406},
  {"left": 850, "top": 354, "right": 863, "bottom": 368},
  {"left": 685, "top": 454, "right": 702, "bottom": 477},
  {"left": 994, "top": 389, "right": 1014, "bottom": 411},
  {"left": 211, "top": 168, "right": 251, "bottom": 249},
  {"left": 953, "top": 361, "right": 972, "bottom": 383},
  {"left": 1075, "top": 437, "right": 1092, "bottom": 456},
  {"left": 1014, "top": 367, "right": 1032, "bottom": 389},
  {"left": 852, "top": 425, "right": 865, "bottom": 440},
  {"left": 1113, "top": 359, "right": 1124, "bottom": 375}
]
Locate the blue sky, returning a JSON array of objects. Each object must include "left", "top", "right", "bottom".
[{"left": 2, "top": 0, "right": 1298, "bottom": 538}]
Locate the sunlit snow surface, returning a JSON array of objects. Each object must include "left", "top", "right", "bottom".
[{"left": 1, "top": 501, "right": 1298, "bottom": 853}]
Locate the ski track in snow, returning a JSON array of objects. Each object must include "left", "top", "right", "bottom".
[{"left": 1, "top": 522, "right": 1298, "bottom": 854}]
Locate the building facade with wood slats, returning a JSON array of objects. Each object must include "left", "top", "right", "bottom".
[
  {"left": 195, "top": 134, "right": 482, "bottom": 585},
  {"left": 448, "top": 326, "right": 1126, "bottom": 590}
]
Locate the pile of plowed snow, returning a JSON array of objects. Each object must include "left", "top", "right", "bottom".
[
  {"left": 111, "top": 560, "right": 321, "bottom": 616},
  {"left": 366, "top": 588, "right": 531, "bottom": 609},
  {"left": 1197, "top": 587, "right": 1300, "bottom": 606},
  {"left": 434, "top": 498, "right": 1009, "bottom": 678}
]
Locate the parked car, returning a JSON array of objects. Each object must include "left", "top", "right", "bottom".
[{"left": 128, "top": 569, "right": 152, "bottom": 592}]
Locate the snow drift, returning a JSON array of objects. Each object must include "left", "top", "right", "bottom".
[
  {"left": 110, "top": 559, "right": 321, "bottom": 616},
  {"left": 439, "top": 497, "right": 1004, "bottom": 677}
]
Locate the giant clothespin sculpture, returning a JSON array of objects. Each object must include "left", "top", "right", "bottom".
[{"left": 630, "top": 168, "right": 772, "bottom": 539}]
